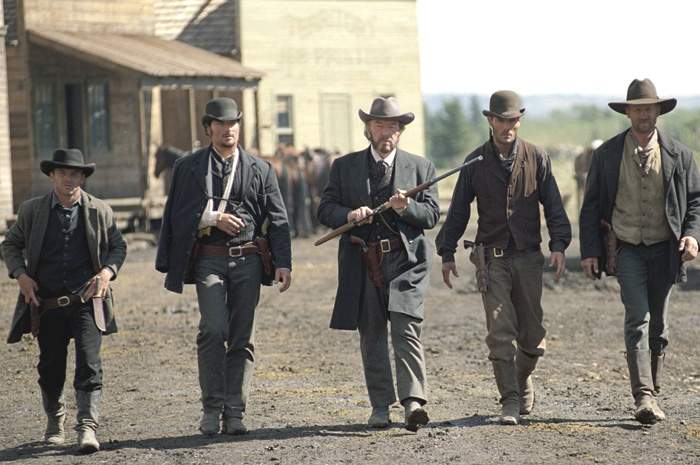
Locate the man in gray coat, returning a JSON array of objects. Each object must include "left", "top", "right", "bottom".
[
  {"left": 1, "top": 149, "right": 127, "bottom": 453},
  {"left": 156, "top": 98, "right": 292, "bottom": 436},
  {"left": 318, "top": 97, "right": 440, "bottom": 431},
  {"left": 580, "top": 79, "right": 700, "bottom": 424}
]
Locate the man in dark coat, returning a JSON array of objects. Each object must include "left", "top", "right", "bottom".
[
  {"left": 318, "top": 97, "right": 440, "bottom": 431},
  {"left": 156, "top": 98, "right": 292, "bottom": 435},
  {"left": 1, "top": 149, "right": 127, "bottom": 453},
  {"left": 436, "top": 90, "right": 571, "bottom": 425},
  {"left": 580, "top": 79, "right": 700, "bottom": 424}
]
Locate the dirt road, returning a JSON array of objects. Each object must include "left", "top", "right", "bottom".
[{"left": 1, "top": 229, "right": 698, "bottom": 464}]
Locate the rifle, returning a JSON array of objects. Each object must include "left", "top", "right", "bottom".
[{"left": 314, "top": 155, "right": 484, "bottom": 246}]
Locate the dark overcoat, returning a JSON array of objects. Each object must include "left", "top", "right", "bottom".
[
  {"left": 579, "top": 129, "right": 700, "bottom": 282},
  {"left": 317, "top": 148, "right": 440, "bottom": 330},
  {"left": 1, "top": 190, "right": 127, "bottom": 343},
  {"left": 156, "top": 146, "right": 291, "bottom": 293}
]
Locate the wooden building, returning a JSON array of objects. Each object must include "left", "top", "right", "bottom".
[
  {"left": 156, "top": 0, "right": 424, "bottom": 156},
  {"left": 0, "top": 0, "right": 12, "bottom": 226},
  {"left": 4, "top": 0, "right": 262, "bottom": 214}
]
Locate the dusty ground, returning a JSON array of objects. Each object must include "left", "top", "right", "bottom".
[{"left": 0, "top": 226, "right": 699, "bottom": 465}]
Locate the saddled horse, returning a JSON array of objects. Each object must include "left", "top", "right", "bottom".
[
  {"left": 154, "top": 145, "right": 189, "bottom": 194},
  {"left": 300, "top": 147, "right": 338, "bottom": 231}
]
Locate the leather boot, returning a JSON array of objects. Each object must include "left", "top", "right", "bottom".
[
  {"left": 403, "top": 398, "right": 429, "bottom": 432},
  {"left": 75, "top": 390, "right": 100, "bottom": 453},
  {"left": 367, "top": 406, "right": 390, "bottom": 428},
  {"left": 651, "top": 353, "right": 664, "bottom": 396},
  {"left": 515, "top": 350, "right": 538, "bottom": 415},
  {"left": 626, "top": 350, "right": 656, "bottom": 425},
  {"left": 41, "top": 389, "right": 66, "bottom": 445},
  {"left": 492, "top": 360, "right": 520, "bottom": 425}
]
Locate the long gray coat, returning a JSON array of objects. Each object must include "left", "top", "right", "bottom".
[
  {"left": 1, "top": 190, "right": 127, "bottom": 343},
  {"left": 317, "top": 148, "right": 440, "bottom": 330}
]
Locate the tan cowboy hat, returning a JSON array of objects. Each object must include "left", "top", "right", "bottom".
[
  {"left": 358, "top": 97, "right": 414, "bottom": 125},
  {"left": 608, "top": 79, "right": 676, "bottom": 115},
  {"left": 482, "top": 90, "right": 525, "bottom": 119}
]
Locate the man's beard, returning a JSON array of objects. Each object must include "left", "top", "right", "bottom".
[{"left": 372, "top": 138, "right": 395, "bottom": 154}]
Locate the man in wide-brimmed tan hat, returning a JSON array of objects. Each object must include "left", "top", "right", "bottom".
[
  {"left": 580, "top": 79, "right": 700, "bottom": 424},
  {"left": 436, "top": 90, "right": 571, "bottom": 425},
  {"left": 318, "top": 97, "right": 439, "bottom": 431},
  {"left": 1, "top": 148, "right": 127, "bottom": 453}
]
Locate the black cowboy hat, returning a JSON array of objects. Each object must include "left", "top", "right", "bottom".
[
  {"left": 608, "top": 78, "right": 676, "bottom": 115},
  {"left": 40, "top": 148, "right": 95, "bottom": 177},
  {"left": 201, "top": 97, "right": 243, "bottom": 126},
  {"left": 482, "top": 90, "right": 526, "bottom": 119},
  {"left": 358, "top": 97, "right": 415, "bottom": 125}
]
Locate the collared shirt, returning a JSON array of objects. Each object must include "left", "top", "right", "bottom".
[
  {"left": 494, "top": 138, "right": 519, "bottom": 173},
  {"left": 198, "top": 146, "right": 240, "bottom": 228},
  {"left": 370, "top": 145, "right": 396, "bottom": 167},
  {"left": 51, "top": 192, "right": 82, "bottom": 234}
]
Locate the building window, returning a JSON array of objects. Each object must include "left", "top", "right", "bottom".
[
  {"left": 33, "top": 83, "right": 57, "bottom": 154},
  {"left": 276, "top": 95, "right": 294, "bottom": 146},
  {"left": 87, "top": 82, "right": 110, "bottom": 152}
]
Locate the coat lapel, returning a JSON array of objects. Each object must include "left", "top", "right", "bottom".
[
  {"left": 27, "top": 193, "right": 52, "bottom": 274},
  {"left": 393, "top": 149, "right": 416, "bottom": 191},
  {"left": 658, "top": 130, "right": 677, "bottom": 190},
  {"left": 605, "top": 132, "right": 625, "bottom": 205},
  {"left": 353, "top": 148, "right": 372, "bottom": 206},
  {"left": 190, "top": 147, "right": 210, "bottom": 195},
  {"left": 239, "top": 147, "right": 255, "bottom": 194},
  {"left": 81, "top": 190, "right": 100, "bottom": 272}
]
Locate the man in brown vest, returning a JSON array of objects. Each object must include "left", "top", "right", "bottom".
[
  {"left": 580, "top": 79, "right": 700, "bottom": 424},
  {"left": 436, "top": 90, "right": 571, "bottom": 425}
]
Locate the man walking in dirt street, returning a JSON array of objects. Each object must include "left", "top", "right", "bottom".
[
  {"left": 1, "top": 149, "right": 127, "bottom": 453},
  {"left": 579, "top": 79, "right": 700, "bottom": 425},
  {"left": 156, "top": 98, "right": 292, "bottom": 436},
  {"left": 435, "top": 90, "right": 571, "bottom": 425},
  {"left": 318, "top": 97, "right": 440, "bottom": 431}
]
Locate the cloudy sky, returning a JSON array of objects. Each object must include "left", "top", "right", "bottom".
[{"left": 417, "top": 0, "right": 697, "bottom": 97}]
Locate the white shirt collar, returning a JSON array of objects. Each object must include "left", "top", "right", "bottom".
[{"left": 370, "top": 145, "right": 397, "bottom": 166}]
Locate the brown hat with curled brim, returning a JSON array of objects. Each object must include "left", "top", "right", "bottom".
[
  {"left": 482, "top": 90, "right": 525, "bottom": 119},
  {"left": 359, "top": 97, "right": 415, "bottom": 125},
  {"left": 608, "top": 78, "right": 677, "bottom": 115},
  {"left": 40, "top": 148, "right": 95, "bottom": 177}
]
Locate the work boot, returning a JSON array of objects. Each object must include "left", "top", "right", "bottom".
[
  {"left": 403, "top": 399, "right": 429, "bottom": 432},
  {"left": 492, "top": 360, "right": 520, "bottom": 425},
  {"left": 75, "top": 390, "right": 100, "bottom": 453},
  {"left": 367, "top": 406, "right": 390, "bottom": 428},
  {"left": 626, "top": 350, "right": 656, "bottom": 425},
  {"left": 516, "top": 350, "right": 539, "bottom": 415},
  {"left": 41, "top": 389, "right": 66, "bottom": 445},
  {"left": 199, "top": 409, "right": 221, "bottom": 435},
  {"left": 650, "top": 397, "right": 666, "bottom": 422},
  {"left": 651, "top": 353, "right": 664, "bottom": 396},
  {"left": 221, "top": 415, "right": 248, "bottom": 435}
]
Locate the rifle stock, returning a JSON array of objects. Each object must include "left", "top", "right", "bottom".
[{"left": 314, "top": 155, "right": 483, "bottom": 246}]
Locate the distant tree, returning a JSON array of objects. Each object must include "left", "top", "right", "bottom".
[{"left": 426, "top": 97, "right": 471, "bottom": 168}]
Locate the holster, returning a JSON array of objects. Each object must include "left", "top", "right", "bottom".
[
  {"left": 351, "top": 236, "right": 385, "bottom": 288},
  {"left": 30, "top": 303, "right": 41, "bottom": 337},
  {"left": 464, "top": 240, "right": 489, "bottom": 293},
  {"left": 254, "top": 237, "right": 275, "bottom": 286},
  {"left": 600, "top": 219, "right": 618, "bottom": 276}
]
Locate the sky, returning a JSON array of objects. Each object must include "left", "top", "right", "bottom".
[{"left": 417, "top": 0, "right": 699, "bottom": 97}]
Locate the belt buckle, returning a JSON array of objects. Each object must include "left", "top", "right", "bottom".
[
  {"left": 57, "top": 295, "right": 71, "bottom": 307},
  {"left": 380, "top": 239, "right": 391, "bottom": 254},
  {"left": 228, "top": 246, "right": 243, "bottom": 257},
  {"left": 492, "top": 248, "right": 504, "bottom": 258}
]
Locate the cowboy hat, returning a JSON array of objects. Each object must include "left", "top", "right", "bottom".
[
  {"left": 358, "top": 97, "right": 414, "bottom": 125},
  {"left": 40, "top": 148, "right": 95, "bottom": 177},
  {"left": 608, "top": 79, "right": 676, "bottom": 115}
]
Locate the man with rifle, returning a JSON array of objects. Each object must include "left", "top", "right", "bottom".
[
  {"left": 436, "top": 90, "right": 571, "bottom": 425},
  {"left": 318, "top": 97, "right": 440, "bottom": 430}
]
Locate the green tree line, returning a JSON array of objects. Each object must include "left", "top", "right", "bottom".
[{"left": 425, "top": 97, "right": 700, "bottom": 168}]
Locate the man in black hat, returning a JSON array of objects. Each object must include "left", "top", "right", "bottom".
[
  {"left": 318, "top": 96, "right": 440, "bottom": 431},
  {"left": 156, "top": 97, "right": 292, "bottom": 435},
  {"left": 1, "top": 149, "right": 127, "bottom": 453},
  {"left": 435, "top": 90, "right": 571, "bottom": 425},
  {"left": 580, "top": 78, "right": 700, "bottom": 424}
]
